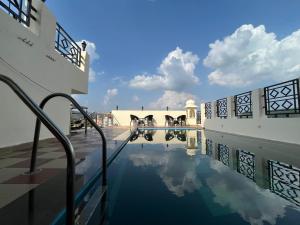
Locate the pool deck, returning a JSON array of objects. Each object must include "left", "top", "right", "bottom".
[{"left": 0, "top": 127, "right": 130, "bottom": 225}]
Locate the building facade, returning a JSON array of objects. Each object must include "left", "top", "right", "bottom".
[{"left": 0, "top": 0, "right": 89, "bottom": 148}]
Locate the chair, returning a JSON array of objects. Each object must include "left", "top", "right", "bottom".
[
  {"left": 130, "top": 114, "right": 144, "bottom": 127},
  {"left": 144, "top": 115, "right": 154, "bottom": 126},
  {"left": 177, "top": 115, "right": 186, "bottom": 126},
  {"left": 165, "top": 115, "right": 174, "bottom": 126}
]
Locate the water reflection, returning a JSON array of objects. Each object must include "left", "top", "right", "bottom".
[
  {"left": 269, "top": 160, "right": 300, "bottom": 207},
  {"left": 124, "top": 128, "right": 300, "bottom": 224}
]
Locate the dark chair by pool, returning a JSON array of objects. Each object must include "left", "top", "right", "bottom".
[
  {"left": 177, "top": 115, "right": 186, "bottom": 126},
  {"left": 144, "top": 115, "right": 154, "bottom": 127},
  {"left": 165, "top": 115, "right": 174, "bottom": 126},
  {"left": 130, "top": 114, "right": 145, "bottom": 127}
]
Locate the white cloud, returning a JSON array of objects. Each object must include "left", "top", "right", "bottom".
[
  {"left": 128, "top": 146, "right": 201, "bottom": 197},
  {"left": 104, "top": 88, "right": 118, "bottom": 105},
  {"left": 132, "top": 95, "right": 140, "bottom": 102},
  {"left": 204, "top": 24, "right": 300, "bottom": 87},
  {"left": 149, "top": 90, "right": 196, "bottom": 109},
  {"left": 129, "top": 47, "right": 200, "bottom": 91},
  {"left": 77, "top": 40, "right": 100, "bottom": 82},
  {"left": 89, "top": 68, "right": 97, "bottom": 82},
  {"left": 88, "top": 69, "right": 104, "bottom": 83}
]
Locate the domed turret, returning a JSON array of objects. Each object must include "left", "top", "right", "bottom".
[
  {"left": 185, "top": 99, "right": 198, "bottom": 126},
  {"left": 185, "top": 99, "right": 197, "bottom": 108}
]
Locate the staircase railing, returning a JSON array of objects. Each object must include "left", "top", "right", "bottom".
[
  {"left": 30, "top": 93, "right": 107, "bottom": 187},
  {"left": 0, "top": 74, "right": 76, "bottom": 225}
]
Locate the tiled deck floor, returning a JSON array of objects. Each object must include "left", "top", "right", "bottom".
[{"left": 0, "top": 127, "right": 129, "bottom": 225}]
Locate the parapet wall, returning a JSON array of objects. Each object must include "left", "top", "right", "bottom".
[
  {"left": 112, "top": 110, "right": 187, "bottom": 126},
  {"left": 200, "top": 78, "right": 300, "bottom": 145}
]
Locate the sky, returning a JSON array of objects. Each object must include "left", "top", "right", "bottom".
[{"left": 47, "top": 0, "right": 300, "bottom": 112}]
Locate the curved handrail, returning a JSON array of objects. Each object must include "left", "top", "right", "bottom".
[
  {"left": 0, "top": 74, "right": 75, "bottom": 225},
  {"left": 30, "top": 93, "right": 107, "bottom": 186}
]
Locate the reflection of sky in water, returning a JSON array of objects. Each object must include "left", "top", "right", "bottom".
[
  {"left": 126, "top": 133, "right": 300, "bottom": 225},
  {"left": 206, "top": 160, "right": 300, "bottom": 225},
  {"left": 129, "top": 146, "right": 202, "bottom": 197}
]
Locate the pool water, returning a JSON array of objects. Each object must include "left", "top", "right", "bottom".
[{"left": 104, "top": 129, "right": 300, "bottom": 225}]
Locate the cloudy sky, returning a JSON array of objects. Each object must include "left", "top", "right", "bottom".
[{"left": 47, "top": 0, "right": 300, "bottom": 112}]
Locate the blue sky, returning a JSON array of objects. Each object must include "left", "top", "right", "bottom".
[{"left": 47, "top": 0, "right": 300, "bottom": 112}]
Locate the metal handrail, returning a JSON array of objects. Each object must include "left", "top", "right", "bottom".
[
  {"left": 0, "top": 74, "right": 76, "bottom": 225},
  {"left": 30, "top": 93, "right": 107, "bottom": 187},
  {"left": 51, "top": 130, "right": 136, "bottom": 225}
]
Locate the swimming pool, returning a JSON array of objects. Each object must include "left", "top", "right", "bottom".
[{"left": 103, "top": 129, "right": 300, "bottom": 225}]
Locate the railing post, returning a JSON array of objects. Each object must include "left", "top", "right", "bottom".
[{"left": 31, "top": 93, "right": 108, "bottom": 187}]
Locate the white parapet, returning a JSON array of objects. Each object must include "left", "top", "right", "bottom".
[
  {"left": 200, "top": 79, "right": 300, "bottom": 145},
  {"left": 0, "top": 0, "right": 89, "bottom": 148},
  {"left": 112, "top": 110, "right": 187, "bottom": 127}
]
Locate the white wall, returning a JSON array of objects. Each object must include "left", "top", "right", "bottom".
[
  {"left": 201, "top": 79, "right": 300, "bottom": 145},
  {"left": 112, "top": 110, "right": 187, "bottom": 126},
  {"left": 0, "top": 1, "right": 89, "bottom": 148}
]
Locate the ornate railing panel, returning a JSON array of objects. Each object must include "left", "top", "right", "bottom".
[
  {"left": 217, "top": 98, "right": 228, "bottom": 118},
  {"left": 55, "top": 23, "right": 82, "bottom": 67},
  {"left": 237, "top": 150, "right": 255, "bottom": 181},
  {"left": 206, "top": 139, "right": 213, "bottom": 156},
  {"left": 234, "top": 91, "right": 252, "bottom": 118},
  {"left": 205, "top": 102, "right": 212, "bottom": 119},
  {"left": 264, "top": 79, "right": 300, "bottom": 117},
  {"left": 0, "top": 0, "right": 35, "bottom": 26},
  {"left": 268, "top": 160, "right": 300, "bottom": 206},
  {"left": 218, "top": 144, "right": 229, "bottom": 166}
]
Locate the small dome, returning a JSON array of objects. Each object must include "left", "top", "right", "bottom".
[{"left": 185, "top": 99, "right": 197, "bottom": 108}]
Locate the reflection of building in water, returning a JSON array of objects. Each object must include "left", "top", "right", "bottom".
[
  {"left": 269, "top": 160, "right": 300, "bottom": 207},
  {"left": 185, "top": 130, "right": 199, "bottom": 156},
  {"left": 237, "top": 150, "right": 256, "bottom": 181},
  {"left": 201, "top": 129, "right": 300, "bottom": 208},
  {"left": 125, "top": 129, "right": 201, "bottom": 156}
]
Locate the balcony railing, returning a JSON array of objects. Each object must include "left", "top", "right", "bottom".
[
  {"left": 264, "top": 79, "right": 300, "bottom": 117},
  {"left": 0, "top": 0, "right": 36, "bottom": 26},
  {"left": 55, "top": 23, "right": 82, "bottom": 67},
  {"left": 234, "top": 91, "right": 252, "bottom": 118},
  {"left": 217, "top": 98, "right": 227, "bottom": 118},
  {"left": 205, "top": 102, "right": 212, "bottom": 119},
  {"left": 268, "top": 160, "right": 300, "bottom": 206}
]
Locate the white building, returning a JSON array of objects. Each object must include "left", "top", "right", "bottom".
[
  {"left": 112, "top": 99, "right": 199, "bottom": 127},
  {"left": 0, "top": 0, "right": 89, "bottom": 148},
  {"left": 200, "top": 78, "right": 300, "bottom": 145}
]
